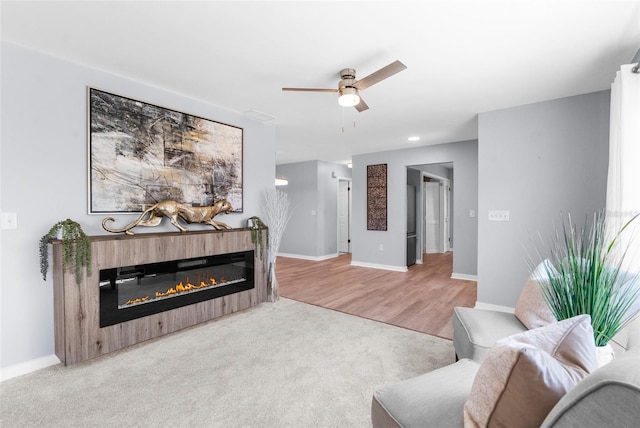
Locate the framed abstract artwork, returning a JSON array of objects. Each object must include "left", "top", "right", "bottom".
[
  {"left": 88, "top": 88, "right": 243, "bottom": 213},
  {"left": 367, "top": 163, "right": 387, "bottom": 231}
]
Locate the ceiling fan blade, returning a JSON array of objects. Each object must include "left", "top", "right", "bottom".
[
  {"left": 354, "top": 97, "right": 369, "bottom": 112},
  {"left": 353, "top": 60, "right": 407, "bottom": 91},
  {"left": 282, "top": 88, "right": 338, "bottom": 93}
]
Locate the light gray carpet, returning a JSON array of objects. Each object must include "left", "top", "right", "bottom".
[{"left": 0, "top": 298, "right": 454, "bottom": 427}]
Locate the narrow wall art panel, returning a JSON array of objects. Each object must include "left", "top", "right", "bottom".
[
  {"left": 367, "top": 163, "right": 387, "bottom": 231},
  {"left": 88, "top": 88, "right": 243, "bottom": 213}
]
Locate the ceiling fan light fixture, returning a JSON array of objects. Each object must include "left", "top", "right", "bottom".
[
  {"left": 338, "top": 87, "right": 360, "bottom": 107},
  {"left": 283, "top": 61, "right": 406, "bottom": 114}
]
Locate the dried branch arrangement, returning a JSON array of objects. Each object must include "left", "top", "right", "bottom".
[{"left": 261, "top": 188, "right": 292, "bottom": 301}]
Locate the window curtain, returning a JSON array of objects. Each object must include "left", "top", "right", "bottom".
[{"left": 606, "top": 63, "right": 640, "bottom": 271}]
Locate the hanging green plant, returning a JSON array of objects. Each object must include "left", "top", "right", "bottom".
[
  {"left": 39, "top": 219, "right": 92, "bottom": 284},
  {"left": 247, "top": 216, "right": 267, "bottom": 260}
]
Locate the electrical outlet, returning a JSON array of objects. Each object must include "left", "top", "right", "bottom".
[
  {"left": 1, "top": 212, "right": 18, "bottom": 230},
  {"left": 378, "top": 244, "right": 383, "bottom": 251},
  {"left": 488, "top": 210, "right": 510, "bottom": 222}
]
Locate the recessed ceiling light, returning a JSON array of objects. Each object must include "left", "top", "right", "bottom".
[{"left": 408, "top": 136, "right": 420, "bottom": 142}]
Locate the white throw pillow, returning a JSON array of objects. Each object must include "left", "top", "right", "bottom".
[
  {"left": 463, "top": 315, "right": 596, "bottom": 428},
  {"left": 514, "top": 259, "right": 557, "bottom": 329}
]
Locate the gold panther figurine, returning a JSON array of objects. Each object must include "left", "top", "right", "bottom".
[{"left": 102, "top": 200, "right": 233, "bottom": 235}]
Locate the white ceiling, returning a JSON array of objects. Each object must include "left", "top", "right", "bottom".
[{"left": 2, "top": 1, "right": 639, "bottom": 166}]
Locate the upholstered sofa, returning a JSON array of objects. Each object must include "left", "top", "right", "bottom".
[
  {"left": 372, "top": 260, "right": 640, "bottom": 428},
  {"left": 371, "top": 314, "right": 640, "bottom": 428}
]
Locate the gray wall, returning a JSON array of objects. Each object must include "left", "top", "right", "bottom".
[
  {"left": 276, "top": 161, "right": 318, "bottom": 256},
  {"left": 0, "top": 42, "right": 276, "bottom": 372},
  {"left": 276, "top": 161, "right": 351, "bottom": 258},
  {"left": 415, "top": 163, "right": 451, "bottom": 179},
  {"left": 352, "top": 140, "right": 478, "bottom": 275},
  {"left": 477, "top": 90, "right": 610, "bottom": 307}
]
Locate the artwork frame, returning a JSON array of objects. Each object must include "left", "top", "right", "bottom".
[
  {"left": 88, "top": 87, "right": 243, "bottom": 214},
  {"left": 367, "top": 163, "right": 387, "bottom": 231}
]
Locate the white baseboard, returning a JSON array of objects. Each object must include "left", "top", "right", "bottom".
[
  {"left": 278, "top": 252, "right": 409, "bottom": 272},
  {"left": 277, "top": 252, "right": 339, "bottom": 262},
  {"left": 350, "top": 261, "right": 408, "bottom": 272},
  {"left": 474, "top": 302, "right": 515, "bottom": 313},
  {"left": 1, "top": 354, "right": 60, "bottom": 382},
  {"left": 451, "top": 273, "right": 478, "bottom": 281}
]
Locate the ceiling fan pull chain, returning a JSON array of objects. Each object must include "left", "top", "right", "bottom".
[{"left": 342, "top": 107, "right": 345, "bottom": 133}]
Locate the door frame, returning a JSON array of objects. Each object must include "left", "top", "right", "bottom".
[
  {"left": 421, "top": 172, "right": 451, "bottom": 254},
  {"left": 337, "top": 177, "right": 352, "bottom": 253}
]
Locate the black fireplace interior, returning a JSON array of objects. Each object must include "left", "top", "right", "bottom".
[{"left": 99, "top": 250, "right": 254, "bottom": 327}]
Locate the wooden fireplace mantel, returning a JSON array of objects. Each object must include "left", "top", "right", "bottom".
[{"left": 53, "top": 228, "right": 268, "bottom": 365}]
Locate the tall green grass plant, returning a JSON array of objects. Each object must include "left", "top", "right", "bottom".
[{"left": 535, "top": 211, "right": 639, "bottom": 346}]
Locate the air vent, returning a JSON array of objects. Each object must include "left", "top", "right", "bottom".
[{"left": 242, "top": 109, "right": 276, "bottom": 122}]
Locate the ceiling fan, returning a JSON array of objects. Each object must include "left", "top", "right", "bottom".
[{"left": 282, "top": 60, "right": 407, "bottom": 112}]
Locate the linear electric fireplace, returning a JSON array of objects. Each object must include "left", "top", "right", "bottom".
[
  {"left": 53, "top": 230, "right": 267, "bottom": 365},
  {"left": 99, "top": 250, "right": 255, "bottom": 327}
]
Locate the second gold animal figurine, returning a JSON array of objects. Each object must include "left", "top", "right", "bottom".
[{"left": 102, "top": 200, "right": 233, "bottom": 235}]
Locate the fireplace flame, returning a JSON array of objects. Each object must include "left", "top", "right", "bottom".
[
  {"left": 124, "top": 296, "right": 150, "bottom": 305},
  {"left": 154, "top": 276, "right": 218, "bottom": 298},
  {"left": 122, "top": 272, "right": 235, "bottom": 308}
]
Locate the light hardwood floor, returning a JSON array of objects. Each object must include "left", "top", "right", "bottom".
[{"left": 276, "top": 252, "right": 476, "bottom": 340}]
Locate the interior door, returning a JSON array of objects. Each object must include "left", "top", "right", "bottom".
[
  {"left": 424, "top": 181, "right": 440, "bottom": 253},
  {"left": 338, "top": 179, "right": 351, "bottom": 253}
]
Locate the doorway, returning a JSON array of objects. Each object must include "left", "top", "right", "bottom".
[
  {"left": 337, "top": 178, "right": 352, "bottom": 253},
  {"left": 423, "top": 177, "right": 450, "bottom": 253}
]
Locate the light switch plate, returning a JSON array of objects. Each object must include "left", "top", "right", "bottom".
[{"left": 488, "top": 210, "right": 510, "bottom": 222}]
